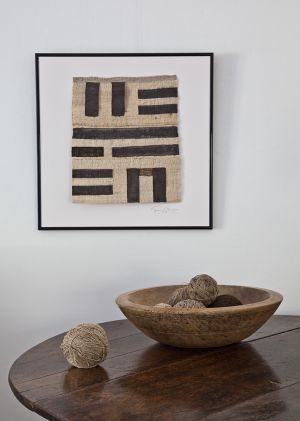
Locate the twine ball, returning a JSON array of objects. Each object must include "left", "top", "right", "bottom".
[
  {"left": 209, "top": 294, "right": 242, "bottom": 308},
  {"left": 174, "top": 299, "right": 206, "bottom": 309},
  {"left": 189, "top": 274, "right": 218, "bottom": 306},
  {"left": 168, "top": 274, "right": 218, "bottom": 307},
  {"left": 155, "top": 303, "right": 172, "bottom": 308},
  {"left": 168, "top": 287, "right": 190, "bottom": 306},
  {"left": 61, "top": 323, "right": 108, "bottom": 368}
]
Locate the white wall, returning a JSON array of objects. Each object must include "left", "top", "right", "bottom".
[{"left": 1, "top": 0, "right": 300, "bottom": 419}]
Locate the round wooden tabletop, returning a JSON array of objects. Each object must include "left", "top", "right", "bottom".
[{"left": 9, "top": 316, "right": 300, "bottom": 421}]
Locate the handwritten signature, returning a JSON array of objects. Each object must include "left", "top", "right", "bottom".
[{"left": 151, "top": 206, "right": 179, "bottom": 214}]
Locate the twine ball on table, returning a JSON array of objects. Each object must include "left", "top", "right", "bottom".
[
  {"left": 174, "top": 299, "right": 206, "bottom": 309},
  {"left": 61, "top": 323, "right": 108, "bottom": 368}
]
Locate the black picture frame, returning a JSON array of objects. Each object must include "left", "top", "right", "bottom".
[{"left": 36, "top": 53, "right": 213, "bottom": 230}]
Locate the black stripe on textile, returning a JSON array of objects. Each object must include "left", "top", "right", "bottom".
[
  {"left": 138, "top": 87, "right": 178, "bottom": 99},
  {"left": 72, "top": 169, "right": 113, "bottom": 178},
  {"left": 85, "top": 82, "right": 100, "bottom": 117},
  {"left": 111, "top": 82, "right": 125, "bottom": 116},
  {"left": 72, "top": 185, "right": 113, "bottom": 195},
  {"left": 153, "top": 168, "right": 167, "bottom": 202},
  {"left": 127, "top": 169, "right": 140, "bottom": 203},
  {"left": 112, "top": 144, "right": 179, "bottom": 157},
  {"left": 72, "top": 147, "right": 104, "bottom": 157},
  {"left": 138, "top": 104, "right": 177, "bottom": 115},
  {"left": 73, "top": 126, "right": 178, "bottom": 139}
]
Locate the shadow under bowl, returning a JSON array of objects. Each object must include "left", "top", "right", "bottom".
[{"left": 116, "top": 284, "right": 283, "bottom": 348}]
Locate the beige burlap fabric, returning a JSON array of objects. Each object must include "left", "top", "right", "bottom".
[{"left": 71, "top": 75, "right": 181, "bottom": 204}]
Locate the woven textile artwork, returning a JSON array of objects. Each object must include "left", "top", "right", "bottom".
[{"left": 72, "top": 75, "right": 181, "bottom": 204}]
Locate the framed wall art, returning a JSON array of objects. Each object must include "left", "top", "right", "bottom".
[{"left": 36, "top": 53, "right": 213, "bottom": 229}]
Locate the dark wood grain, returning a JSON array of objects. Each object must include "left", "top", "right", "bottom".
[{"left": 9, "top": 316, "right": 300, "bottom": 421}]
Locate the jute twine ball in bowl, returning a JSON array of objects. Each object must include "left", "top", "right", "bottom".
[
  {"left": 209, "top": 294, "right": 242, "bottom": 308},
  {"left": 155, "top": 303, "right": 172, "bottom": 308},
  {"left": 61, "top": 323, "right": 108, "bottom": 369},
  {"left": 168, "top": 274, "right": 218, "bottom": 307},
  {"left": 174, "top": 299, "right": 206, "bottom": 309},
  {"left": 168, "top": 287, "right": 190, "bottom": 306},
  {"left": 189, "top": 274, "right": 218, "bottom": 306}
]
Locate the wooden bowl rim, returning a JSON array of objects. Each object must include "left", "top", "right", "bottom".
[{"left": 116, "top": 284, "right": 283, "bottom": 314}]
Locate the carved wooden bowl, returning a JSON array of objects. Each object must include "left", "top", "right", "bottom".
[{"left": 116, "top": 285, "right": 283, "bottom": 348}]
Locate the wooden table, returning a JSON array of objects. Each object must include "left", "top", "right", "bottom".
[{"left": 9, "top": 315, "right": 300, "bottom": 421}]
